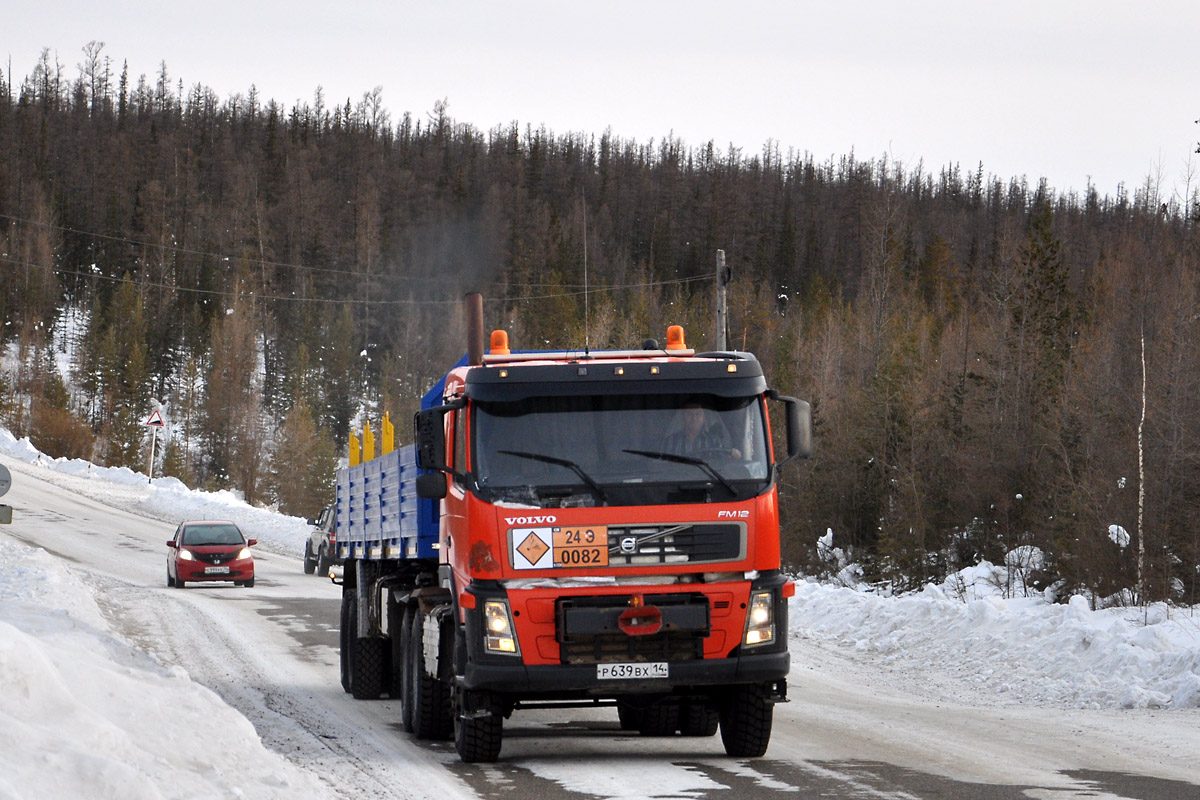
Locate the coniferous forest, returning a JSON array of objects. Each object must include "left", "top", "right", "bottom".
[{"left": 3, "top": 46, "right": 1200, "bottom": 603}]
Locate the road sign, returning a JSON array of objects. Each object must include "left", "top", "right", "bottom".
[
  {"left": 145, "top": 409, "right": 165, "bottom": 428},
  {"left": 0, "top": 463, "right": 10, "bottom": 497}
]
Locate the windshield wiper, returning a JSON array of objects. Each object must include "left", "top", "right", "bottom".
[
  {"left": 622, "top": 449, "right": 737, "bottom": 496},
  {"left": 496, "top": 450, "right": 609, "bottom": 504}
]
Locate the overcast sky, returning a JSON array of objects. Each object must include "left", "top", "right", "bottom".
[{"left": 5, "top": 1, "right": 1198, "bottom": 201}]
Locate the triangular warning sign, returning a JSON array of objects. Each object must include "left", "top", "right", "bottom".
[{"left": 145, "top": 409, "right": 165, "bottom": 427}]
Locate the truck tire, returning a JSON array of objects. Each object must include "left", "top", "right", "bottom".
[
  {"left": 303, "top": 541, "right": 317, "bottom": 574},
  {"left": 453, "top": 691, "right": 502, "bottom": 763},
  {"left": 616, "top": 700, "right": 643, "bottom": 731},
  {"left": 317, "top": 546, "right": 331, "bottom": 577},
  {"left": 349, "top": 595, "right": 386, "bottom": 700},
  {"left": 339, "top": 594, "right": 351, "bottom": 693},
  {"left": 409, "top": 610, "right": 451, "bottom": 739},
  {"left": 719, "top": 685, "right": 774, "bottom": 757},
  {"left": 397, "top": 604, "right": 414, "bottom": 733},
  {"left": 679, "top": 699, "right": 719, "bottom": 737},
  {"left": 638, "top": 698, "right": 679, "bottom": 737}
]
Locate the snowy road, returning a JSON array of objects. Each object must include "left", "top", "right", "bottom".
[{"left": 3, "top": 451, "right": 1199, "bottom": 799}]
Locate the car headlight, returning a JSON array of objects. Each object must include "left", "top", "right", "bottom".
[
  {"left": 177, "top": 549, "right": 196, "bottom": 561},
  {"left": 236, "top": 547, "right": 252, "bottom": 560},
  {"left": 483, "top": 600, "right": 519, "bottom": 655},
  {"left": 743, "top": 590, "right": 775, "bottom": 647}
]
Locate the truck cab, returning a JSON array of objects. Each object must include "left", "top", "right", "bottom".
[{"left": 401, "top": 326, "right": 810, "bottom": 760}]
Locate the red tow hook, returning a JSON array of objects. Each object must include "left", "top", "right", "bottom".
[{"left": 618, "top": 593, "right": 663, "bottom": 636}]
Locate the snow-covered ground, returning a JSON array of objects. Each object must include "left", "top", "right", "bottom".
[{"left": 2, "top": 429, "right": 1200, "bottom": 798}]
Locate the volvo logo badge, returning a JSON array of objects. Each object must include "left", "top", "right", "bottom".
[{"left": 620, "top": 536, "right": 638, "bottom": 554}]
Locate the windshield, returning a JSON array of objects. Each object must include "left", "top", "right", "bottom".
[
  {"left": 472, "top": 393, "right": 770, "bottom": 507},
  {"left": 182, "top": 524, "right": 245, "bottom": 546}
]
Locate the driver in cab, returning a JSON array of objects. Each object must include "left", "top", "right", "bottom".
[{"left": 664, "top": 401, "right": 740, "bottom": 458}]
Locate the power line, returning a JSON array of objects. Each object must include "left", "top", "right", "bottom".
[
  {"left": 2, "top": 255, "right": 715, "bottom": 307},
  {"left": 0, "top": 212, "right": 715, "bottom": 295}
]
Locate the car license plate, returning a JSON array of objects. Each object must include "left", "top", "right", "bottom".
[
  {"left": 596, "top": 662, "right": 668, "bottom": 680},
  {"left": 204, "top": 566, "right": 230, "bottom": 575}
]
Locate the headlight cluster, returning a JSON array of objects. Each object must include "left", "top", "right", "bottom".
[
  {"left": 236, "top": 547, "right": 252, "bottom": 560},
  {"left": 743, "top": 590, "right": 775, "bottom": 647},
  {"left": 483, "top": 600, "right": 519, "bottom": 655},
  {"left": 177, "top": 549, "right": 196, "bottom": 561}
]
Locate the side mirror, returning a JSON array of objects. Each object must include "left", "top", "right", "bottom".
[
  {"left": 416, "top": 471, "right": 448, "bottom": 499},
  {"left": 247, "top": 538, "right": 258, "bottom": 547},
  {"left": 768, "top": 393, "right": 812, "bottom": 467},
  {"left": 166, "top": 540, "right": 177, "bottom": 548},
  {"left": 414, "top": 407, "right": 450, "bottom": 472}
]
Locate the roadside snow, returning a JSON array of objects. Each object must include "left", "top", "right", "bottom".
[
  {"left": 791, "top": 569, "right": 1200, "bottom": 711},
  {"left": 0, "top": 429, "right": 311, "bottom": 557},
  {"left": 0, "top": 541, "right": 326, "bottom": 799}
]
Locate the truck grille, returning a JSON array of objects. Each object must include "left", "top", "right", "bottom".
[
  {"left": 605, "top": 523, "right": 744, "bottom": 565},
  {"left": 557, "top": 593, "right": 710, "bottom": 665}
]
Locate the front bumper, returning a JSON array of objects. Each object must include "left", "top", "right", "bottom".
[
  {"left": 177, "top": 559, "right": 254, "bottom": 582},
  {"left": 461, "top": 648, "right": 789, "bottom": 698}
]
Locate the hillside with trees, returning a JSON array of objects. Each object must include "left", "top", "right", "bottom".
[{"left": 3, "top": 44, "right": 1199, "bottom": 604}]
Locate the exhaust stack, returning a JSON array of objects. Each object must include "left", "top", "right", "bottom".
[{"left": 465, "top": 292, "right": 484, "bottom": 366}]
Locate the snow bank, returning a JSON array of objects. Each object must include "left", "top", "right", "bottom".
[
  {"left": 790, "top": 574, "right": 1200, "bottom": 710},
  {"left": 0, "top": 430, "right": 311, "bottom": 557},
  {"left": 0, "top": 541, "right": 326, "bottom": 800}
]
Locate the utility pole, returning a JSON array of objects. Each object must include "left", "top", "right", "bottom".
[{"left": 715, "top": 249, "right": 731, "bottom": 350}]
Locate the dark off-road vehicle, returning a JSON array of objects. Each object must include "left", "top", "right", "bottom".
[{"left": 303, "top": 505, "right": 338, "bottom": 576}]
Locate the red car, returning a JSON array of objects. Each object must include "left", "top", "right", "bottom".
[{"left": 167, "top": 520, "right": 257, "bottom": 588}]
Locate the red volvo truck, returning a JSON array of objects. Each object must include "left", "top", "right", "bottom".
[{"left": 336, "top": 297, "right": 811, "bottom": 762}]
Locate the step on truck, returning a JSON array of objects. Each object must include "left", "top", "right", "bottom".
[{"left": 336, "top": 294, "right": 811, "bottom": 762}]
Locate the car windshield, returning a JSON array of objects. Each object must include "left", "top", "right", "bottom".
[
  {"left": 182, "top": 524, "right": 244, "bottom": 546},
  {"left": 471, "top": 393, "right": 770, "bottom": 507}
]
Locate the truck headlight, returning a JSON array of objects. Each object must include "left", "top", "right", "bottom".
[
  {"left": 743, "top": 591, "right": 775, "bottom": 647},
  {"left": 483, "top": 601, "right": 520, "bottom": 655}
]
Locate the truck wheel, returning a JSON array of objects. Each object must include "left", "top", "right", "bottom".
[
  {"left": 719, "top": 685, "right": 774, "bottom": 757},
  {"left": 453, "top": 691, "right": 502, "bottom": 763},
  {"left": 339, "top": 594, "right": 351, "bottom": 693},
  {"left": 317, "top": 546, "right": 331, "bottom": 576},
  {"left": 409, "top": 610, "right": 451, "bottom": 739},
  {"left": 397, "top": 604, "right": 414, "bottom": 732},
  {"left": 349, "top": 596, "right": 386, "bottom": 700},
  {"left": 638, "top": 699, "right": 679, "bottom": 736},
  {"left": 680, "top": 699, "right": 719, "bottom": 737},
  {"left": 303, "top": 541, "right": 317, "bottom": 574},
  {"left": 616, "top": 700, "right": 643, "bottom": 731}
]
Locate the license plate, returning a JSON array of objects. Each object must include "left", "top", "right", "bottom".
[
  {"left": 596, "top": 662, "right": 668, "bottom": 680},
  {"left": 204, "top": 566, "right": 230, "bottom": 575}
]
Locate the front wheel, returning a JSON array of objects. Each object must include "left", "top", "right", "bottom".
[
  {"left": 719, "top": 685, "right": 774, "bottom": 757},
  {"left": 453, "top": 690, "right": 502, "bottom": 763},
  {"left": 302, "top": 541, "right": 317, "bottom": 574}
]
